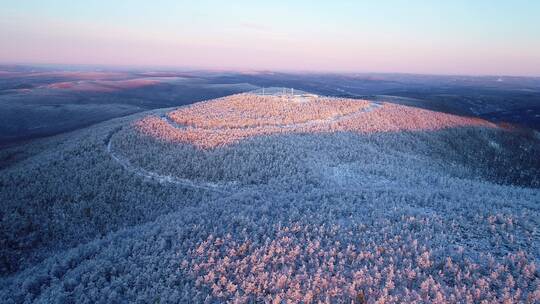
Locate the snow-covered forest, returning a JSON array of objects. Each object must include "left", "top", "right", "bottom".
[
  {"left": 0, "top": 94, "right": 539, "bottom": 303},
  {"left": 135, "top": 94, "right": 496, "bottom": 149}
]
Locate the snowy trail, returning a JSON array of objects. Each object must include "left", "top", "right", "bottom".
[
  {"left": 107, "top": 100, "right": 382, "bottom": 190},
  {"left": 106, "top": 129, "right": 232, "bottom": 194},
  {"left": 161, "top": 101, "right": 382, "bottom": 131}
]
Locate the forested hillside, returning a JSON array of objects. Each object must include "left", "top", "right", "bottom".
[{"left": 0, "top": 93, "right": 539, "bottom": 303}]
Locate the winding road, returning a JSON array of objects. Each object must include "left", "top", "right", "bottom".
[
  {"left": 106, "top": 129, "right": 233, "bottom": 194},
  {"left": 106, "top": 99, "right": 382, "bottom": 191},
  {"left": 160, "top": 101, "right": 382, "bottom": 131}
]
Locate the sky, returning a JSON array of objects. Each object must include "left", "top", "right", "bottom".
[{"left": 1, "top": 0, "right": 539, "bottom": 76}]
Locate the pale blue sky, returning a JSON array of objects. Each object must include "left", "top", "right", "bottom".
[{"left": 1, "top": 0, "right": 539, "bottom": 75}]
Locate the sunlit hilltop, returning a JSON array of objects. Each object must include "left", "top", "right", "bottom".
[{"left": 133, "top": 89, "right": 495, "bottom": 149}]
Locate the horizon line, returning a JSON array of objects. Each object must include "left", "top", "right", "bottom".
[{"left": 1, "top": 61, "right": 539, "bottom": 79}]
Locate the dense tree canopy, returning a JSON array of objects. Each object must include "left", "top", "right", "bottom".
[{"left": 0, "top": 97, "right": 539, "bottom": 303}]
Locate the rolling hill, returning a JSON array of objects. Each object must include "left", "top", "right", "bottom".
[{"left": 0, "top": 90, "right": 539, "bottom": 303}]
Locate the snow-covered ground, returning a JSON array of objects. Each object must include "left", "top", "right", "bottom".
[{"left": 0, "top": 94, "right": 539, "bottom": 303}]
